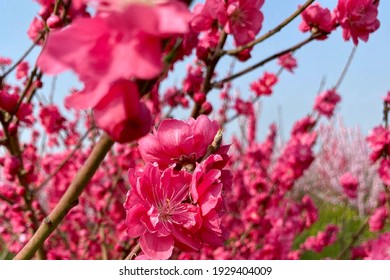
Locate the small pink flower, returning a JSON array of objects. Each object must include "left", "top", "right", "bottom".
[
  {"left": 16, "top": 62, "right": 29, "bottom": 80},
  {"left": 369, "top": 206, "right": 388, "bottom": 232},
  {"left": 93, "top": 79, "right": 152, "bottom": 144},
  {"left": 366, "top": 126, "right": 390, "bottom": 162},
  {"left": 299, "top": 3, "right": 334, "bottom": 38},
  {"left": 335, "top": 0, "right": 380, "bottom": 45},
  {"left": 277, "top": 53, "right": 298, "bottom": 73},
  {"left": 365, "top": 233, "right": 390, "bottom": 259},
  {"left": 313, "top": 88, "right": 341, "bottom": 118},
  {"left": 138, "top": 115, "right": 220, "bottom": 169},
  {"left": 39, "top": 105, "right": 66, "bottom": 134},
  {"left": 339, "top": 172, "right": 358, "bottom": 199},
  {"left": 378, "top": 158, "right": 390, "bottom": 185},
  {"left": 250, "top": 72, "right": 278, "bottom": 96},
  {"left": 225, "top": 0, "right": 264, "bottom": 46}
]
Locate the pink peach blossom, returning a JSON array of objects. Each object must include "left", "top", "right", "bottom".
[
  {"left": 138, "top": 115, "right": 220, "bottom": 169},
  {"left": 335, "top": 0, "right": 380, "bottom": 45},
  {"left": 93, "top": 79, "right": 152, "bottom": 143}
]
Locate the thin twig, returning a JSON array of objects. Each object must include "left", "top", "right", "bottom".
[
  {"left": 125, "top": 243, "right": 141, "bottom": 260},
  {"left": 334, "top": 46, "right": 357, "bottom": 90},
  {"left": 213, "top": 33, "right": 322, "bottom": 88}
]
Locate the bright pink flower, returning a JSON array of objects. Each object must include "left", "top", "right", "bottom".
[
  {"left": 37, "top": 1, "right": 191, "bottom": 110},
  {"left": 250, "top": 72, "right": 278, "bottom": 97},
  {"left": 365, "top": 233, "right": 390, "bottom": 259},
  {"left": 313, "top": 88, "right": 341, "bottom": 118},
  {"left": 0, "top": 57, "right": 12, "bottom": 66},
  {"left": 301, "top": 225, "right": 338, "bottom": 253},
  {"left": 339, "top": 172, "right": 358, "bottom": 199},
  {"left": 277, "top": 53, "right": 298, "bottom": 73},
  {"left": 369, "top": 206, "right": 388, "bottom": 232},
  {"left": 335, "top": 0, "right": 380, "bottom": 45},
  {"left": 27, "top": 17, "right": 45, "bottom": 43},
  {"left": 291, "top": 116, "right": 316, "bottom": 136},
  {"left": 191, "top": 154, "right": 232, "bottom": 246},
  {"left": 225, "top": 0, "right": 264, "bottom": 45},
  {"left": 234, "top": 97, "right": 254, "bottom": 116},
  {"left": 39, "top": 105, "right": 66, "bottom": 134},
  {"left": 191, "top": 0, "right": 227, "bottom": 32},
  {"left": 366, "top": 126, "right": 390, "bottom": 162},
  {"left": 16, "top": 62, "right": 29, "bottom": 80},
  {"left": 3, "top": 155, "right": 21, "bottom": 181},
  {"left": 299, "top": 3, "right": 334, "bottom": 38},
  {"left": 378, "top": 158, "right": 390, "bottom": 185},
  {"left": 93, "top": 79, "right": 152, "bottom": 144},
  {"left": 125, "top": 163, "right": 201, "bottom": 259},
  {"left": 138, "top": 115, "right": 220, "bottom": 169}
]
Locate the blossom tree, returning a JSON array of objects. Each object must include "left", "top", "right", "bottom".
[{"left": 0, "top": 0, "right": 388, "bottom": 260}]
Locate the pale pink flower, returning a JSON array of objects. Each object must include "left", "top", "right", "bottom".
[
  {"left": 93, "top": 79, "right": 152, "bottom": 143},
  {"left": 138, "top": 115, "right": 220, "bottom": 169},
  {"left": 339, "top": 172, "right": 359, "bottom": 199},
  {"left": 313, "top": 88, "right": 341, "bottom": 118},
  {"left": 335, "top": 0, "right": 380, "bottom": 45},
  {"left": 225, "top": 0, "right": 264, "bottom": 46}
]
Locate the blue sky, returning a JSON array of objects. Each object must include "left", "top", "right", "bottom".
[{"left": 0, "top": 0, "right": 389, "bottom": 140}]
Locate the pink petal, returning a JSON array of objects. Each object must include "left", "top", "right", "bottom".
[{"left": 140, "top": 232, "right": 174, "bottom": 260}]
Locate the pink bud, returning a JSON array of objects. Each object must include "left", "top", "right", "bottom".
[
  {"left": 47, "top": 15, "right": 62, "bottom": 29},
  {"left": 201, "top": 101, "right": 213, "bottom": 115},
  {"left": 194, "top": 92, "right": 206, "bottom": 104}
]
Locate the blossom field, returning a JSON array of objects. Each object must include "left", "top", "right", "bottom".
[{"left": 1, "top": 0, "right": 389, "bottom": 260}]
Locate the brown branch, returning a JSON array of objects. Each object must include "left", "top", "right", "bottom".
[
  {"left": 125, "top": 243, "right": 141, "bottom": 260},
  {"left": 14, "top": 133, "right": 114, "bottom": 260},
  {"left": 191, "top": 31, "right": 227, "bottom": 118}
]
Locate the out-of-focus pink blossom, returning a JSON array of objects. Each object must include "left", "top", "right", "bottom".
[
  {"left": 335, "top": 0, "right": 380, "bottom": 45},
  {"left": 39, "top": 105, "right": 66, "bottom": 134},
  {"left": 191, "top": 0, "right": 227, "bottom": 32},
  {"left": 368, "top": 206, "right": 388, "bottom": 232},
  {"left": 16, "top": 62, "right": 29, "bottom": 80},
  {"left": 366, "top": 126, "right": 390, "bottom": 162},
  {"left": 277, "top": 53, "right": 297, "bottom": 73},
  {"left": 299, "top": 3, "right": 334, "bottom": 38},
  {"left": 250, "top": 72, "right": 278, "bottom": 97},
  {"left": 378, "top": 158, "right": 390, "bottom": 185},
  {"left": 38, "top": 1, "right": 191, "bottom": 110},
  {"left": 93, "top": 79, "right": 152, "bottom": 144},
  {"left": 364, "top": 232, "right": 390, "bottom": 259},
  {"left": 138, "top": 115, "right": 220, "bottom": 169},
  {"left": 300, "top": 225, "right": 339, "bottom": 253},
  {"left": 313, "top": 88, "right": 341, "bottom": 118},
  {"left": 339, "top": 172, "right": 359, "bottom": 199}
]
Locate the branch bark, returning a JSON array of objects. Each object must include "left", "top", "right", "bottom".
[{"left": 14, "top": 133, "right": 114, "bottom": 260}]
